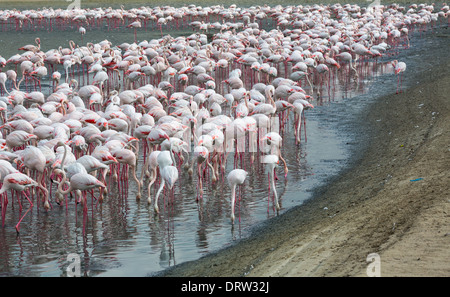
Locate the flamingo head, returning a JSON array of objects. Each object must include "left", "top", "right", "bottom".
[
  {"left": 178, "top": 75, "right": 188, "bottom": 82},
  {"left": 51, "top": 159, "right": 61, "bottom": 169},
  {"left": 260, "top": 135, "right": 272, "bottom": 145},
  {"left": 103, "top": 155, "right": 118, "bottom": 163}
]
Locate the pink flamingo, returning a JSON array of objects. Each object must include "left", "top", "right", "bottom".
[
  {"left": 262, "top": 154, "right": 280, "bottom": 212},
  {"left": 52, "top": 168, "right": 106, "bottom": 213},
  {"left": 0, "top": 172, "right": 49, "bottom": 233},
  {"left": 145, "top": 150, "right": 161, "bottom": 205},
  {"left": 76, "top": 155, "right": 109, "bottom": 186},
  {"left": 391, "top": 60, "right": 406, "bottom": 94},
  {"left": 127, "top": 20, "right": 141, "bottom": 43},
  {"left": 17, "top": 145, "right": 48, "bottom": 197},
  {"left": 79, "top": 26, "right": 86, "bottom": 43},
  {"left": 157, "top": 18, "right": 168, "bottom": 37},
  {"left": 227, "top": 168, "right": 248, "bottom": 224},
  {"left": 4, "top": 130, "right": 37, "bottom": 151},
  {"left": 153, "top": 165, "right": 179, "bottom": 214},
  {"left": 260, "top": 132, "right": 288, "bottom": 177},
  {"left": 112, "top": 148, "right": 141, "bottom": 199}
]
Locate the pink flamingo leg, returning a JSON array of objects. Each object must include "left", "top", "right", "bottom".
[{"left": 15, "top": 206, "right": 32, "bottom": 233}]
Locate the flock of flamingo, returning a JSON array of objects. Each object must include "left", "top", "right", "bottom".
[{"left": 0, "top": 2, "right": 447, "bottom": 233}]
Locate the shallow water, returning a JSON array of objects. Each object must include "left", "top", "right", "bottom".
[{"left": 0, "top": 4, "right": 447, "bottom": 277}]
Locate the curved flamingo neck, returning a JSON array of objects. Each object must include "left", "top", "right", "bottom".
[{"left": 55, "top": 168, "right": 71, "bottom": 195}]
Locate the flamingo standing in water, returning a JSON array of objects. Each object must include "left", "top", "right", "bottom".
[
  {"left": 337, "top": 52, "right": 358, "bottom": 79},
  {"left": 0, "top": 172, "right": 49, "bottom": 233},
  {"left": 391, "top": 60, "right": 406, "bottom": 94},
  {"left": 79, "top": 26, "right": 86, "bottom": 43},
  {"left": 153, "top": 165, "right": 179, "bottom": 214},
  {"left": 29, "top": 62, "right": 48, "bottom": 91},
  {"left": 17, "top": 145, "right": 48, "bottom": 198},
  {"left": 260, "top": 132, "right": 288, "bottom": 177},
  {"left": 157, "top": 18, "right": 168, "bottom": 37},
  {"left": 190, "top": 145, "right": 212, "bottom": 200},
  {"left": 145, "top": 150, "right": 161, "bottom": 205},
  {"left": 92, "top": 68, "right": 109, "bottom": 95},
  {"left": 76, "top": 155, "right": 110, "bottom": 190},
  {"left": 111, "top": 148, "right": 141, "bottom": 199},
  {"left": 52, "top": 168, "right": 106, "bottom": 213},
  {"left": 262, "top": 154, "right": 280, "bottom": 212},
  {"left": 227, "top": 168, "right": 248, "bottom": 224},
  {"left": 127, "top": 20, "right": 141, "bottom": 43}
]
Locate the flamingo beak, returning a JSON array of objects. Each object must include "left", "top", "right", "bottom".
[{"left": 108, "top": 155, "right": 118, "bottom": 163}]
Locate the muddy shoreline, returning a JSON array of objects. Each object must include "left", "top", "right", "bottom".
[{"left": 158, "top": 29, "right": 450, "bottom": 277}]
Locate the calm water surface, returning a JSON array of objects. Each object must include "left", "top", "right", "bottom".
[{"left": 0, "top": 3, "right": 445, "bottom": 277}]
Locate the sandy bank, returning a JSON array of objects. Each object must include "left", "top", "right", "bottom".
[{"left": 159, "top": 34, "right": 450, "bottom": 277}]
